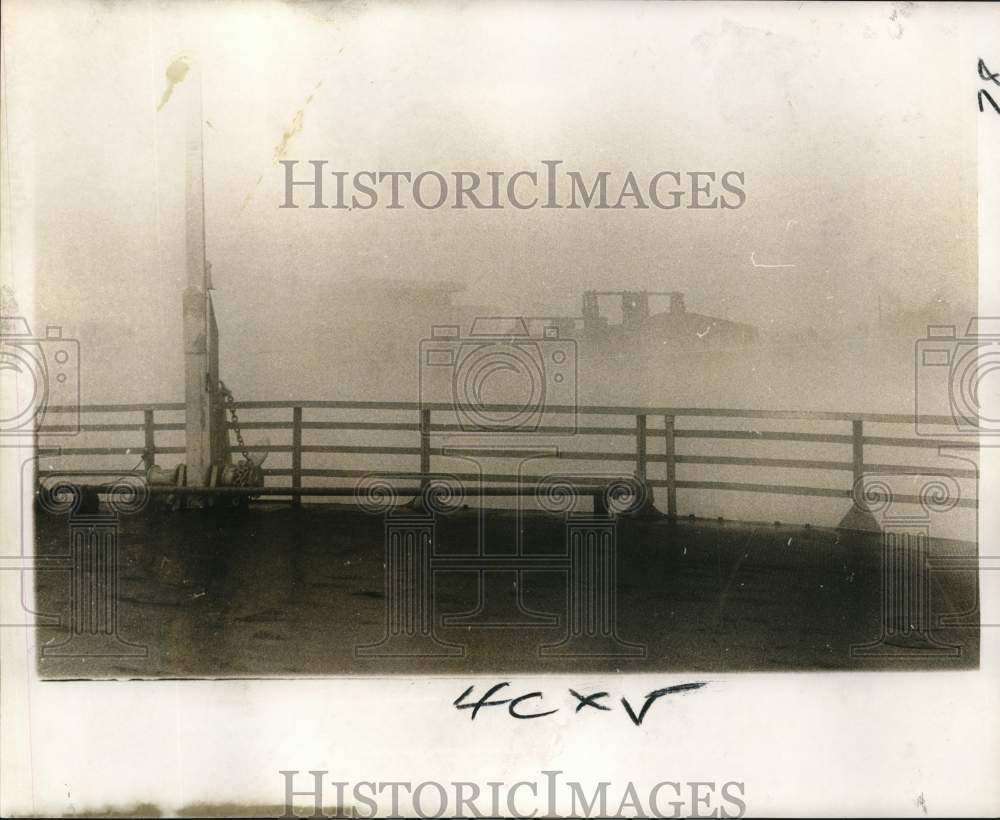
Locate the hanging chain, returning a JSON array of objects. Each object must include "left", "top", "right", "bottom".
[
  {"left": 219, "top": 378, "right": 251, "bottom": 463},
  {"left": 217, "top": 379, "right": 263, "bottom": 498}
]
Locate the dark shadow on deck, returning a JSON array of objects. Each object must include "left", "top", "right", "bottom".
[{"left": 33, "top": 505, "right": 978, "bottom": 678}]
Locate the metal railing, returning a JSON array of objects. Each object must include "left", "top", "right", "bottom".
[{"left": 34, "top": 400, "right": 979, "bottom": 519}]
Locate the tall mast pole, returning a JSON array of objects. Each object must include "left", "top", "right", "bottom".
[{"left": 182, "top": 57, "right": 225, "bottom": 486}]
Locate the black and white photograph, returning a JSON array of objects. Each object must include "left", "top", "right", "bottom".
[{"left": 1, "top": 0, "right": 998, "bottom": 816}]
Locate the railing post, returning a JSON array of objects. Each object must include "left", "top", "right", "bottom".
[
  {"left": 635, "top": 414, "right": 647, "bottom": 481},
  {"left": 852, "top": 419, "right": 864, "bottom": 497},
  {"left": 143, "top": 409, "right": 156, "bottom": 471},
  {"left": 292, "top": 406, "right": 303, "bottom": 507},
  {"left": 663, "top": 415, "right": 677, "bottom": 518},
  {"left": 419, "top": 409, "right": 431, "bottom": 490}
]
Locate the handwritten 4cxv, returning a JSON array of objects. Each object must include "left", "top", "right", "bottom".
[{"left": 454, "top": 682, "right": 706, "bottom": 726}]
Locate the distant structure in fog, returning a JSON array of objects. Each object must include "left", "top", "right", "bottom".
[
  {"left": 311, "top": 279, "right": 757, "bottom": 362},
  {"left": 875, "top": 294, "right": 974, "bottom": 340},
  {"left": 574, "top": 289, "right": 758, "bottom": 349}
]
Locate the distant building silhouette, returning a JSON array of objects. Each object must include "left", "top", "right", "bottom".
[{"left": 576, "top": 289, "right": 758, "bottom": 350}]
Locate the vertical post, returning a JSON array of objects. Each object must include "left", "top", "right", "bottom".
[
  {"left": 291, "top": 406, "right": 303, "bottom": 507},
  {"left": 635, "top": 414, "right": 647, "bottom": 481},
  {"left": 207, "top": 299, "right": 228, "bottom": 467},
  {"left": 143, "top": 409, "right": 156, "bottom": 471},
  {"left": 663, "top": 415, "right": 677, "bottom": 518},
  {"left": 419, "top": 409, "right": 431, "bottom": 490},
  {"left": 852, "top": 419, "right": 865, "bottom": 497},
  {"left": 181, "top": 58, "right": 224, "bottom": 486}
]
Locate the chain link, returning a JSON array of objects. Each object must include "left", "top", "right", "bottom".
[
  {"left": 218, "top": 378, "right": 252, "bottom": 463},
  {"left": 218, "top": 379, "right": 263, "bottom": 497}
]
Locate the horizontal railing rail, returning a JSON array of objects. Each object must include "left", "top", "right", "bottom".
[
  {"left": 34, "top": 400, "right": 980, "bottom": 517},
  {"left": 42, "top": 401, "right": 962, "bottom": 425}
]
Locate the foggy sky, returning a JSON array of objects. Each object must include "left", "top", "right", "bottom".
[{"left": 1, "top": 1, "right": 980, "bottom": 392}]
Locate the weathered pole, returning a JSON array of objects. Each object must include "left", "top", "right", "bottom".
[{"left": 181, "top": 58, "right": 226, "bottom": 486}]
